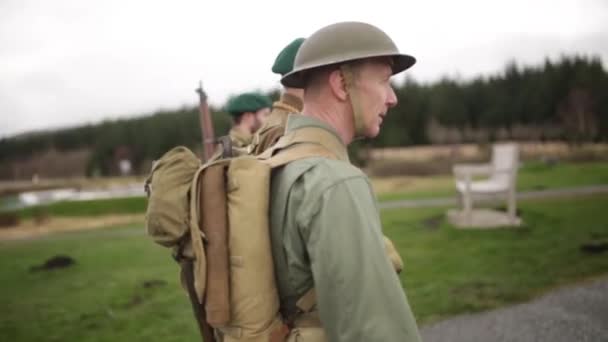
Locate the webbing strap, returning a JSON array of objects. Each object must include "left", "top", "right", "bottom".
[
  {"left": 188, "top": 166, "right": 207, "bottom": 303},
  {"left": 218, "top": 326, "right": 242, "bottom": 339},
  {"left": 284, "top": 287, "right": 318, "bottom": 329},
  {"left": 292, "top": 312, "right": 322, "bottom": 328},
  {"left": 296, "top": 288, "right": 317, "bottom": 313},
  {"left": 258, "top": 126, "right": 349, "bottom": 164},
  {"left": 264, "top": 143, "right": 336, "bottom": 169},
  {"left": 272, "top": 100, "right": 300, "bottom": 114}
]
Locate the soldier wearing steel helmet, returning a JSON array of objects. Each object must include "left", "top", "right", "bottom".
[
  {"left": 250, "top": 37, "right": 306, "bottom": 154},
  {"left": 269, "top": 22, "right": 421, "bottom": 341},
  {"left": 259, "top": 37, "right": 406, "bottom": 274},
  {"left": 224, "top": 92, "right": 272, "bottom": 148}
]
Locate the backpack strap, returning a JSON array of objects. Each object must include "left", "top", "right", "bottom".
[
  {"left": 264, "top": 143, "right": 337, "bottom": 168},
  {"left": 259, "top": 127, "right": 341, "bottom": 327},
  {"left": 282, "top": 287, "right": 318, "bottom": 330},
  {"left": 296, "top": 288, "right": 317, "bottom": 313},
  {"left": 178, "top": 165, "right": 215, "bottom": 341},
  {"left": 188, "top": 166, "right": 208, "bottom": 303},
  {"left": 258, "top": 126, "right": 349, "bottom": 167}
]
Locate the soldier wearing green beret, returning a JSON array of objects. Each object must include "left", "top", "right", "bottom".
[
  {"left": 250, "top": 38, "right": 306, "bottom": 154},
  {"left": 224, "top": 92, "right": 272, "bottom": 148},
  {"left": 269, "top": 22, "right": 421, "bottom": 341}
]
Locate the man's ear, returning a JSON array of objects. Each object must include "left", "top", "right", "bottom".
[{"left": 328, "top": 69, "right": 348, "bottom": 102}]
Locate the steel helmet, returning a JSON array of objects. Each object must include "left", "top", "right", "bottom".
[{"left": 281, "top": 21, "right": 416, "bottom": 88}]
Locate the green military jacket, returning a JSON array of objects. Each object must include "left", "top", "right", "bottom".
[
  {"left": 251, "top": 93, "right": 303, "bottom": 155},
  {"left": 229, "top": 127, "right": 253, "bottom": 148},
  {"left": 270, "top": 114, "right": 421, "bottom": 341}
]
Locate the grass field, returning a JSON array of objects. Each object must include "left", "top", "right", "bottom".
[
  {"left": 13, "top": 197, "right": 147, "bottom": 219},
  {"left": 384, "top": 195, "right": 608, "bottom": 323},
  {"left": 3, "top": 161, "right": 607, "bottom": 220},
  {"left": 375, "top": 160, "right": 608, "bottom": 201},
  {"left": 1, "top": 195, "right": 607, "bottom": 341}
]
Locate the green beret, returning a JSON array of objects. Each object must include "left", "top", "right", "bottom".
[
  {"left": 224, "top": 92, "right": 272, "bottom": 116},
  {"left": 272, "top": 38, "right": 306, "bottom": 76}
]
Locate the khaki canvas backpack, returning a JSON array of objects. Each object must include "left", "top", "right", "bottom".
[{"left": 144, "top": 129, "right": 338, "bottom": 342}]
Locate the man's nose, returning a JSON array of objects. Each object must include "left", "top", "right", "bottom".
[{"left": 387, "top": 87, "right": 398, "bottom": 108}]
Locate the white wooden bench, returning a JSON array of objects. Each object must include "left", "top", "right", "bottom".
[{"left": 452, "top": 143, "right": 520, "bottom": 226}]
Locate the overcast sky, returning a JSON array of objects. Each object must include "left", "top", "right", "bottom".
[{"left": 1, "top": 0, "right": 607, "bottom": 138}]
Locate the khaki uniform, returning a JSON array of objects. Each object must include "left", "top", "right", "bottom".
[
  {"left": 251, "top": 93, "right": 303, "bottom": 155},
  {"left": 228, "top": 127, "right": 253, "bottom": 148},
  {"left": 270, "top": 115, "right": 421, "bottom": 341}
]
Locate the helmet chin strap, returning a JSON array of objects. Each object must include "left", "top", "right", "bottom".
[{"left": 340, "top": 64, "right": 366, "bottom": 140}]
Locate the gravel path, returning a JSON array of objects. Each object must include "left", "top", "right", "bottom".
[{"left": 420, "top": 276, "right": 608, "bottom": 342}]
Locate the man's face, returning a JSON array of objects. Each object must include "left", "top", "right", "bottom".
[
  {"left": 253, "top": 107, "right": 271, "bottom": 131},
  {"left": 352, "top": 61, "right": 398, "bottom": 138}
]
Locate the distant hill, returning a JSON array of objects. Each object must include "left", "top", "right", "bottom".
[{"left": 0, "top": 56, "right": 606, "bottom": 179}]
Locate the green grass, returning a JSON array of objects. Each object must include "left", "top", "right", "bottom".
[
  {"left": 0, "top": 226, "right": 198, "bottom": 342},
  {"left": 9, "top": 197, "right": 147, "bottom": 219},
  {"left": 377, "top": 161, "right": 608, "bottom": 202},
  {"left": 1, "top": 195, "right": 607, "bottom": 341},
  {"left": 3, "top": 161, "right": 606, "bottom": 218},
  {"left": 386, "top": 195, "right": 608, "bottom": 323},
  {"left": 518, "top": 160, "right": 608, "bottom": 190}
]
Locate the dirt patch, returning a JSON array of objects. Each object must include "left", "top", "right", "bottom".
[
  {"left": 142, "top": 279, "right": 167, "bottom": 289},
  {"left": 0, "top": 213, "right": 144, "bottom": 241},
  {"left": 124, "top": 294, "right": 144, "bottom": 308},
  {"left": 580, "top": 240, "right": 608, "bottom": 254},
  {"left": 422, "top": 215, "right": 443, "bottom": 230},
  {"left": 123, "top": 280, "right": 168, "bottom": 309},
  {"left": 0, "top": 212, "right": 19, "bottom": 227},
  {"left": 30, "top": 255, "right": 75, "bottom": 272}
]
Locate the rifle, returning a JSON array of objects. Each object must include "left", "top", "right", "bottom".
[
  {"left": 195, "top": 81, "right": 216, "bottom": 162},
  {"left": 189, "top": 81, "right": 218, "bottom": 342},
  {"left": 181, "top": 260, "right": 217, "bottom": 342}
]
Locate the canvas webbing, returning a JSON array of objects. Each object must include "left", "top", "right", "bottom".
[
  {"left": 296, "top": 288, "right": 316, "bottom": 313},
  {"left": 263, "top": 143, "right": 336, "bottom": 169},
  {"left": 258, "top": 126, "right": 349, "bottom": 164},
  {"left": 272, "top": 100, "right": 300, "bottom": 115},
  {"left": 283, "top": 288, "right": 319, "bottom": 330},
  {"left": 188, "top": 166, "right": 207, "bottom": 303}
]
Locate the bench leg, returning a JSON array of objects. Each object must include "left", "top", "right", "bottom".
[
  {"left": 507, "top": 188, "right": 516, "bottom": 224},
  {"left": 463, "top": 190, "right": 472, "bottom": 225}
]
